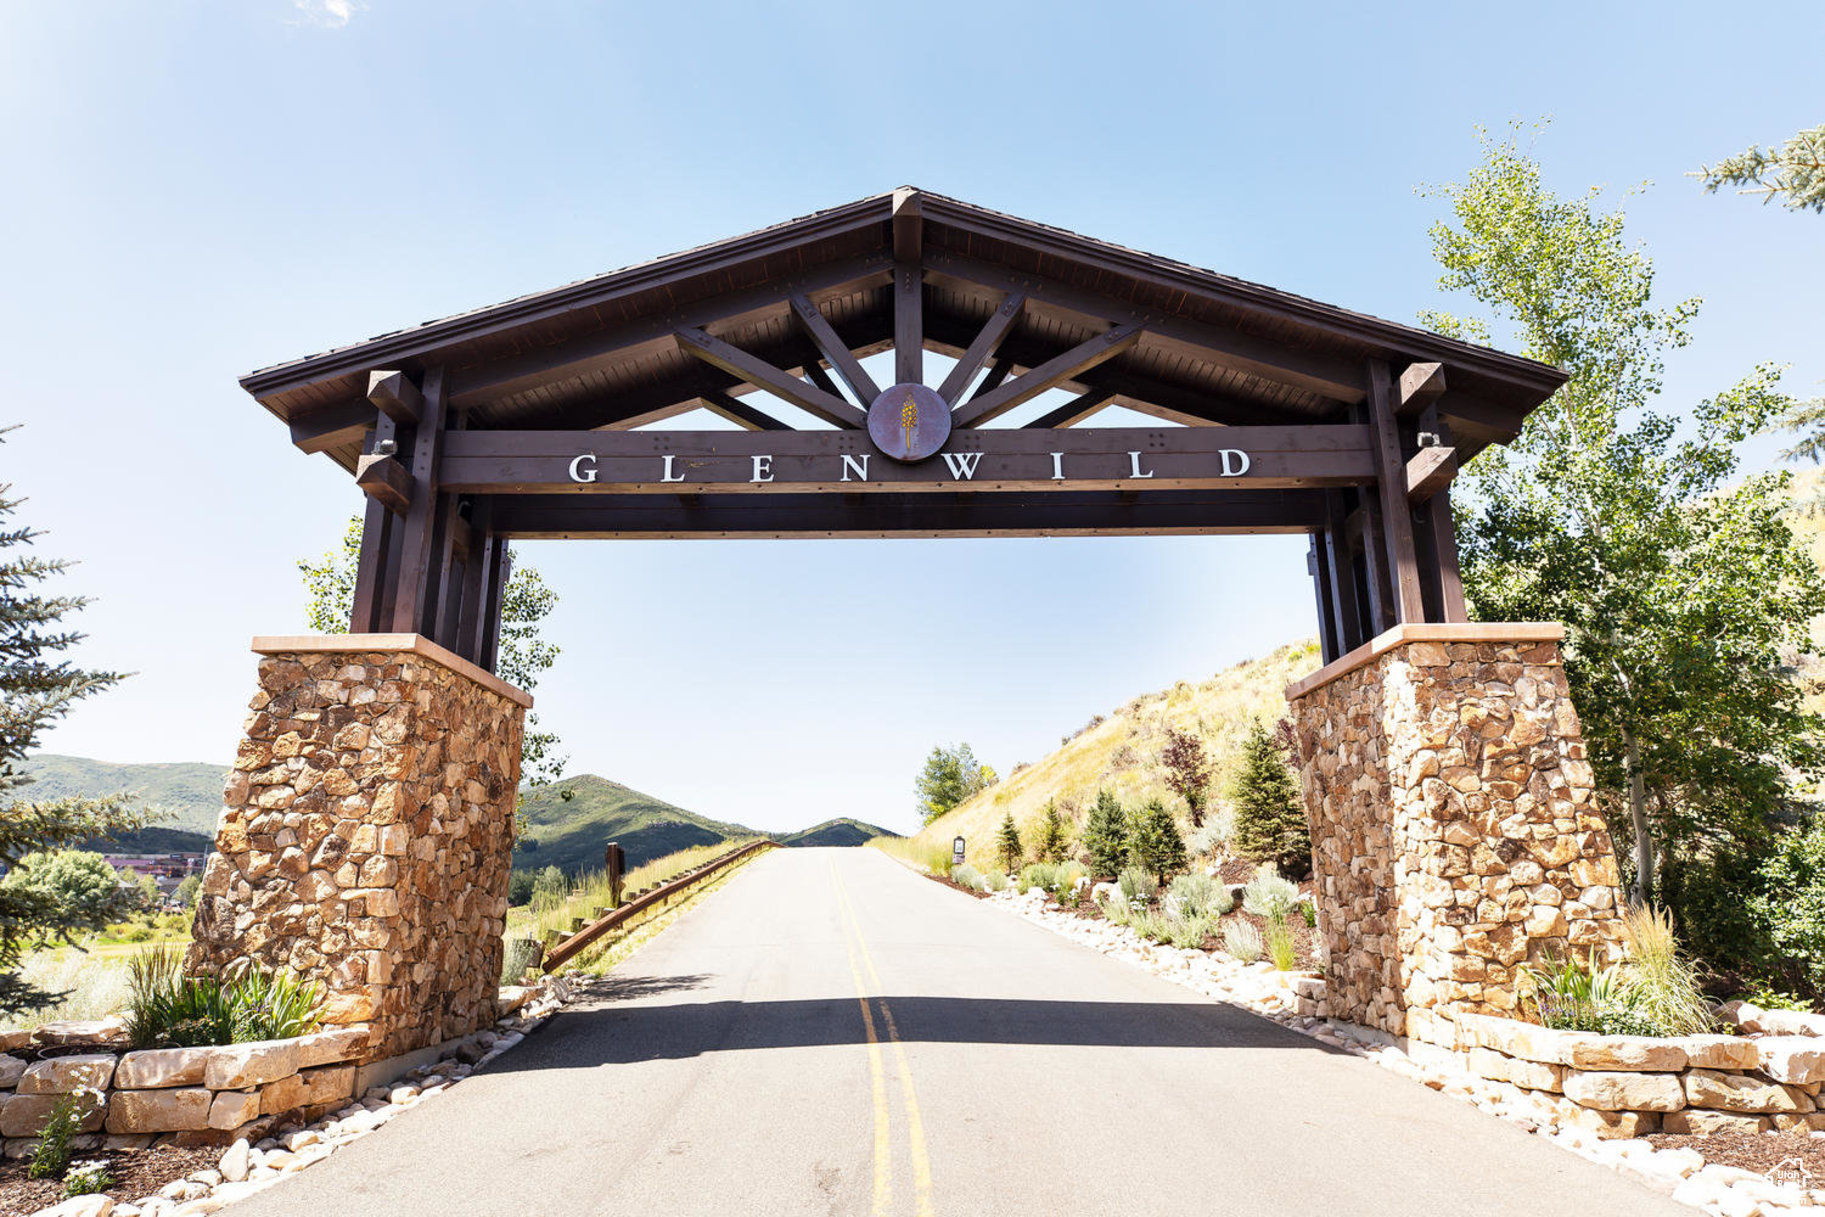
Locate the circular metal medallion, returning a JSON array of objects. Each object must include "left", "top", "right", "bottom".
[{"left": 866, "top": 383, "right": 951, "bottom": 463}]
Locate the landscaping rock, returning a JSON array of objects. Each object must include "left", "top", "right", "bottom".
[
  {"left": 207, "top": 1090, "right": 259, "bottom": 1131},
  {"left": 218, "top": 1138, "right": 250, "bottom": 1182},
  {"left": 202, "top": 1040, "right": 298, "bottom": 1090},
  {"left": 1562, "top": 1070, "right": 1685, "bottom": 1113},
  {"left": 1758, "top": 1037, "right": 1825, "bottom": 1085},
  {"left": 0, "top": 1053, "right": 24, "bottom": 1088},
  {"left": 35, "top": 1195, "right": 114, "bottom": 1217},
  {"left": 33, "top": 1017, "right": 127, "bottom": 1048},
  {"left": 18, "top": 1054, "right": 118, "bottom": 1095},
  {"left": 106, "top": 1087, "right": 212, "bottom": 1134},
  {"left": 1662, "top": 1108, "right": 1774, "bottom": 1135},
  {"left": 1565, "top": 1037, "right": 1687, "bottom": 1073},
  {"left": 292, "top": 1027, "right": 367, "bottom": 1069},
  {"left": 1679, "top": 1035, "right": 1760, "bottom": 1072},
  {"left": 1684, "top": 1068, "right": 1813, "bottom": 1113},
  {"left": 1, "top": 1091, "right": 105, "bottom": 1137},
  {"left": 114, "top": 1048, "right": 212, "bottom": 1090}
]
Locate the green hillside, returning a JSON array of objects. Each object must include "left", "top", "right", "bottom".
[
  {"left": 514, "top": 774, "right": 762, "bottom": 875},
  {"left": 23, "top": 754, "right": 225, "bottom": 851},
  {"left": 780, "top": 818, "right": 900, "bottom": 848},
  {"left": 903, "top": 640, "right": 1323, "bottom": 872}
]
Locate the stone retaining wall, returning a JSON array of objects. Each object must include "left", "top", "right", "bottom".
[
  {"left": 1412, "top": 1009, "right": 1825, "bottom": 1139},
  {"left": 187, "top": 635, "right": 529, "bottom": 1063},
  {"left": 1286, "top": 624, "right": 1628, "bottom": 1037},
  {"left": 0, "top": 1024, "right": 367, "bottom": 1152}
]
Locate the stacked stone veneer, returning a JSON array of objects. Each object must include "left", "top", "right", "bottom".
[
  {"left": 1287, "top": 625, "right": 1627, "bottom": 1038},
  {"left": 0, "top": 1024, "right": 366, "bottom": 1146},
  {"left": 187, "top": 636, "right": 529, "bottom": 1063}
]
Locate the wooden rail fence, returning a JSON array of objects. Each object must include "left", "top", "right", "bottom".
[{"left": 539, "top": 839, "right": 779, "bottom": 973}]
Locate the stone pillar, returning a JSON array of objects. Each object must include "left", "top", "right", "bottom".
[
  {"left": 188, "top": 634, "right": 528, "bottom": 1064},
  {"left": 1285, "top": 624, "right": 1626, "bottom": 1044}
]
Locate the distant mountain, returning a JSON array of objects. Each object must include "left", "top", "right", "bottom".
[
  {"left": 514, "top": 774, "right": 763, "bottom": 875},
  {"left": 22, "top": 754, "right": 225, "bottom": 852},
  {"left": 780, "top": 818, "right": 900, "bottom": 848}
]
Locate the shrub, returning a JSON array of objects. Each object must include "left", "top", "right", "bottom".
[
  {"left": 507, "top": 871, "right": 536, "bottom": 906},
  {"left": 62, "top": 1160, "right": 113, "bottom": 1198},
  {"left": 1524, "top": 951, "right": 1651, "bottom": 1034},
  {"left": 1020, "top": 862, "right": 1059, "bottom": 894},
  {"left": 1187, "top": 812, "right": 1232, "bottom": 859},
  {"left": 1097, "top": 889, "right": 1131, "bottom": 926},
  {"left": 1165, "top": 911, "right": 1216, "bottom": 950},
  {"left": 1053, "top": 861, "right": 1088, "bottom": 902},
  {"left": 1127, "top": 799, "right": 1188, "bottom": 885},
  {"left": 1748, "top": 818, "right": 1825, "bottom": 999},
  {"left": 1082, "top": 790, "right": 1129, "bottom": 878},
  {"left": 1242, "top": 864, "right": 1298, "bottom": 924},
  {"left": 1621, "top": 904, "right": 1714, "bottom": 1036},
  {"left": 1160, "top": 727, "right": 1213, "bottom": 825},
  {"left": 1223, "top": 920, "right": 1264, "bottom": 963},
  {"left": 126, "top": 949, "right": 322, "bottom": 1049},
  {"left": 1129, "top": 909, "right": 1170, "bottom": 943},
  {"left": 501, "top": 937, "right": 542, "bottom": 985},
  {"left": 982, "top": 871, "right": 1010, "bottom": 892},
  {"left": 951, "top": 864, "right": 984, "bottom": 892},
  {"left": 996, "top": 813, "right": 1024, "bottom": 873},
  {"left": 1299, "top": 901, "right": 1318, "bottom": 929},
  {"left": 28, "top": 1090, "right": 92, "bottom": 1179},
  {"left": 1166, "top": 872, "right": 1229, "bottom": 920},
  {"left": 1264, "top": 920, "right": 1299, "bottom": 971},
  {"left": 1117, "top": 866, "right": 1157, "bottom": 907},
  {"left": 1228, "top": 719, "right": 1311, "bottom": 877}
]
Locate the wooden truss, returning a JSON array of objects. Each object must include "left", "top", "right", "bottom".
[{"left": 242, "top": 188, "right": 1565, "bottom": 671}]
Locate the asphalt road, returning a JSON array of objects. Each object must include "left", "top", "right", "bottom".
[{"left": 232, "top": 846, "right": 1689, "bottom": 1217}]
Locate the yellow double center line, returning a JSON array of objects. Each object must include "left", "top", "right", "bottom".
[{"left": 832, "top": 862, "right": 935, "bottom": 1217}]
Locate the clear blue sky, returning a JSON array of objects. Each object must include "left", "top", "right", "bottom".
[{"left": 3, "top": 1, "right": 1820, "bottom": 836}]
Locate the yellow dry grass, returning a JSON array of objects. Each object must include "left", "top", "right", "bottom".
[{"left": 894, "top": 639, "right": 1322, "bottom": 871}]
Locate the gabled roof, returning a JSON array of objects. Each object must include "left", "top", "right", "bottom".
[{"left": 243, "top": 187, "right": 1564, "bottom": 470}]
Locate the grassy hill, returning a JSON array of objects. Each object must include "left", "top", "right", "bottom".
[
  {"left": 901, "top": 640, "right": 1322, "bottom": 872},
  {"left": 22, "top": 754, "right": 224, "bottom": 852},
  {"left": 779, "top": 818, "right": 900, "bottom": 848},
  {"left": 514, "top": 774, "right": 763, "bottom": 875}
]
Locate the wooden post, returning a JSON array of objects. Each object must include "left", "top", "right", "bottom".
[
  {"left": 387, "top": 366, "right": 448, "bottom": 634},
  {"left": 478, "top": 538, "right": 510, "bottom": 673},
  {"left": 1366, "top": 359, "right": 1426, "bottom": 623},
  {"left": 1323, "top": 491, "right": 1364, "bottom": 653},
  {"left": 455, "top": 498, "right": 493, "bottom": 665},
  {"left": 350, "top": 412, "right": 398, "bottom": 633},
  {"left": 894, "top": 262, "right": 922, "bottom": 386},
  {"left": 1418, "top": 406, "right": 1468, "bottom": 623},
  {"left": 1309, "top": 534, "right": 1340, "bottom": 663}
]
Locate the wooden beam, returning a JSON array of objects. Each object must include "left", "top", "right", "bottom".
[
  {"left": 923, "top": 249, "right": 1365, "bottom": 403},
  {"left": 1022, "top": 386, "right": 1117, "bottom": 429},
  {"left": 455, "top": 498, "right": 493, "bottom": 665},
  {"left": 355, "top": 452, "right": 414, "bottom": 514},
  {"left": 936, "top": 292, "right": 1026, "bottom": 405},
  {"left": 892, "top": 187, "right": 923, "bottom": 263},
  {"left": 288, "top": 401, "right": 372, "bottom": 454},
  {"left": 952, "top": 324, "right": 1142, "bottom": 428},
  {"left": 1309, "top": 534, "right": 1340, "bottom": 664},
  {"left": 674, "top": 327, "right": 867, "bottom": 428},
  {"left": 1323, "top": 492, "right": 1364, "bottom": 654},
  {"left": 440, "top": 424, "right": 1373, "bottom": 494},
  {"left": 969, "top": 356, "right": 1014, "bottom": 402},
  {"left": 367, "top": 370, "right": 424, "bottom": 425},
  {"left": 350, "top": 415, "right": 401, "bottom": 633},
  {"left": 1405, "top": 444, "right": 1457, "bottom": 502},
  {"left": 1419, "top": 408, "right": 1468, "bottom": 623},
  {"left": 699, "top": 390, "right": 792, "bottom": 432},
  {"left": 1367, "top": 359, "right": 1425, "bottom": 623},
  {"left": 1397, "top": 362, "right": 1446, "bottom": 416},
  {"left": 387, "top": 365, "right": 448, "bottom": 634},
  {"left": 894, "top": 263, "right": 922, "bottom": 385},
  {"left": 488, "top": 488, "right": 1330, "bottom": 540},
  {"left": 788, "top": 295, "right": 880, "bottom": 406}
]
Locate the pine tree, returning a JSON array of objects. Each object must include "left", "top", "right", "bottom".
[
  {"left": 1034, "top": 799, "right": 1067, "bottom": 863},
  {"left": 996, "top": 812, "right": 1024, "bottom": 873},
  {"left": 1081, "top": 789, "right": 1128, "bottom": 878},
  {"left": 1127, "top": 798, "right": 1188, "bottom": 885},
  {"left": 0, "top": 428, "right": 146, "bottom": 1013},
  {"left": 1228, "top": 719, "right": 1310, "bottom": 877}
]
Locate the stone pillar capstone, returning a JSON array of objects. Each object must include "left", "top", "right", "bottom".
[
  {"left": 1285, "top": 624, "right": 1626, "bottom": 1044},
  {"left": 187, "top": 634, "right": 528, "bottom": 1063}
]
